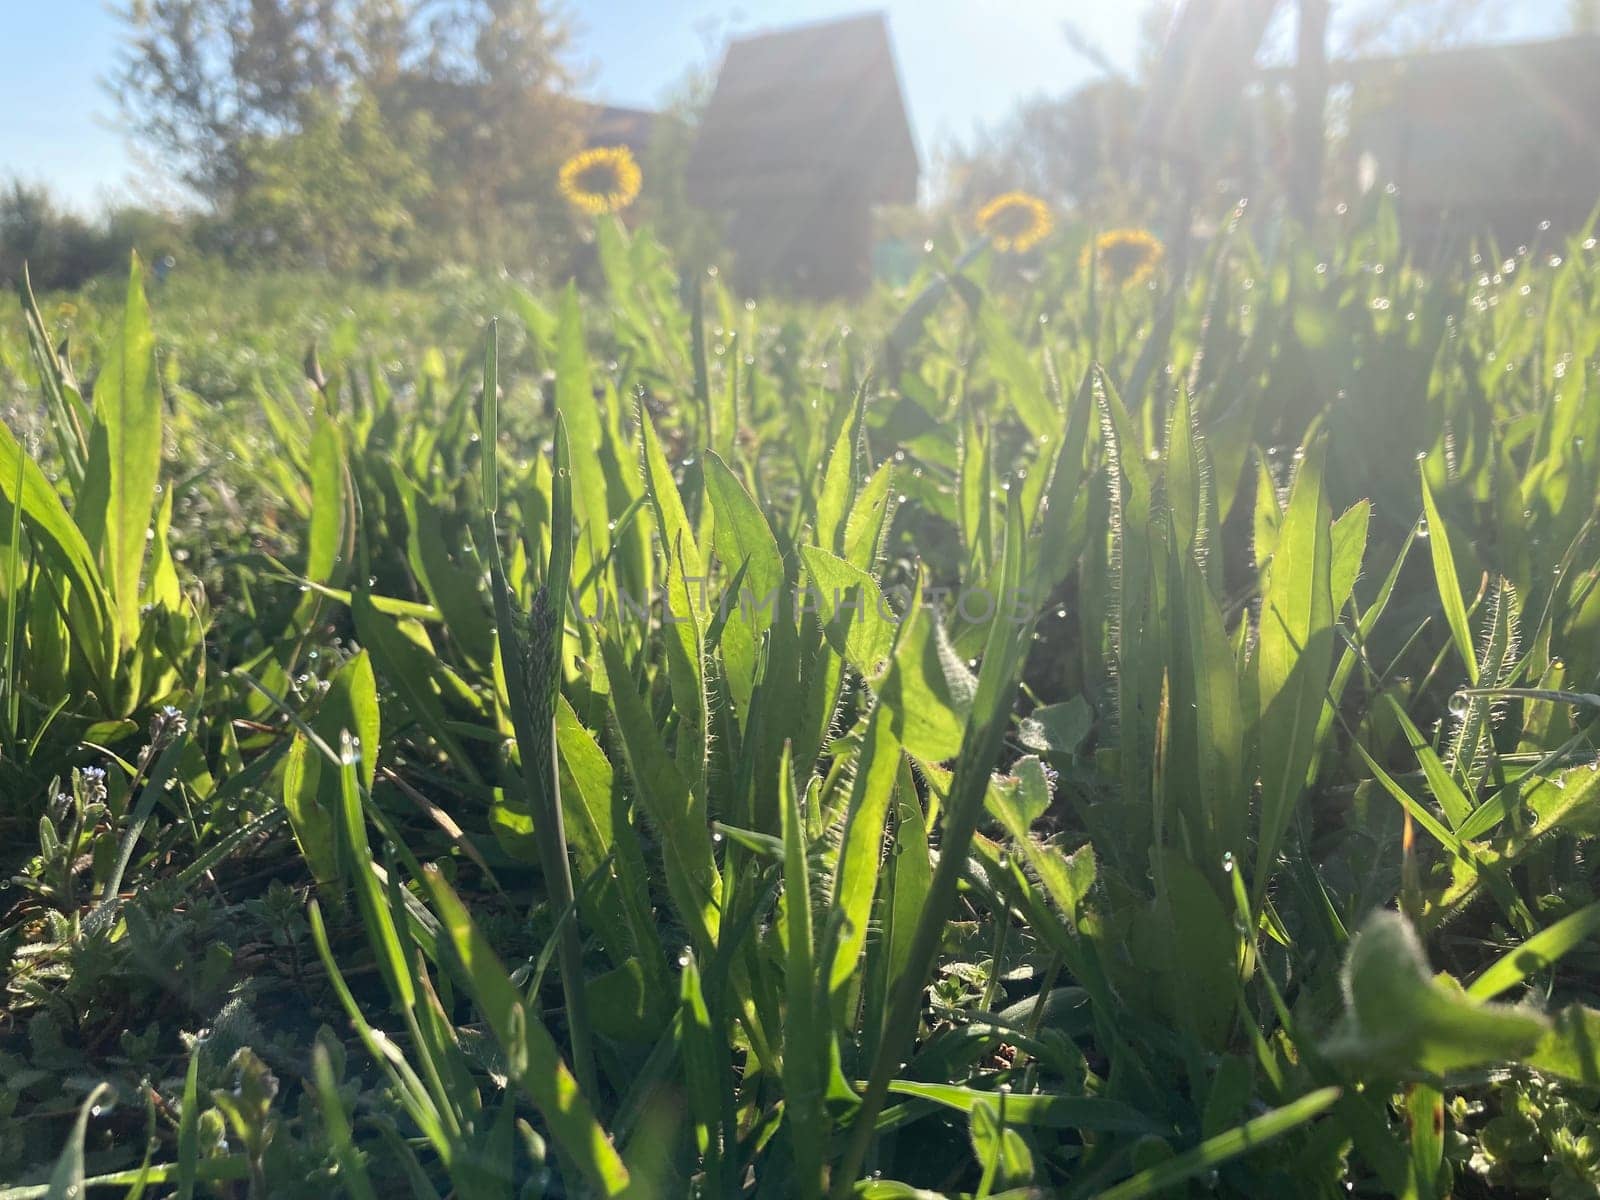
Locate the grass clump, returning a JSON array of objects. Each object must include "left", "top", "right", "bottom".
[{"left": 2, "top": 204, "right": 1600, "bottom": 1198}]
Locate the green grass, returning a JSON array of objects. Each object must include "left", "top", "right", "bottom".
[{"left": 2, "top": 201, "right": 1600, "bottom": 1199}]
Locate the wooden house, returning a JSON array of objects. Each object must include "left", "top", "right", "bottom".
[
  {"left": 1345, "top": 34, "right": 1600, "bottom": 248},
  {"left": 687, "top": 13, "right": 919, "bottom": 298}
]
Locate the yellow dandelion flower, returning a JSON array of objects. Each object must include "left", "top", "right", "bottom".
[
  {"left": 975, "top": 191, "right": 1054, "bottom": 253},
  {"left": 559, "top": 145, "right": 642, "bottom": 216},
  {"left": 1083, "top": 227, "right": 1164, "bottom": 288}
]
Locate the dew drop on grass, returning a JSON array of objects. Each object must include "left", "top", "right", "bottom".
[
  {"left": 1448, "top": 692, "right": 1470, "bottom": 719},
  {"left": 1221, "top": 851, "right": 1235, "bottom": 873},
  {"left": 1416, "top": 520, "right": 1430, "bottom": 540}
]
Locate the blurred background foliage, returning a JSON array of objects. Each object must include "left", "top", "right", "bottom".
[{"left": 7, "top": 0, "right": 1597, "bottom": 292}]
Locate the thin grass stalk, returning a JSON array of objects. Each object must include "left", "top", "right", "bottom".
[
  {"left": 831, "top": 493, "right": 1033, "bottom": 1197},
  {"left": 480, "top": 320, "right": 596, "bottom": 1097},
  {"left": 2, "top": 451, "right": 24, "bottom": 748}
]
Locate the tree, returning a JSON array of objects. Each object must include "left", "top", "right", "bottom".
[
  {"left": 1, "top": 182, "right": 108, "bottom": 290},
  {"left": 935, "top": 80, "right": 1147, "bottom": 222},
  {"left": 112, "top": 0, "right": 584, "bottom": 268},
  {"left": 114, "top": 0, "right": 360, "bottom": 199},
  {"left": 230, "top": 90, "right": 435, "bottom": 272},
  {"left": 384, "top": 0, "right": 584, "bottom": 267}
]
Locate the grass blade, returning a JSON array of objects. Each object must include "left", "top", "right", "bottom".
[{"left": 1093, "top": 1087, "right": 1341, "bottom": 1200}]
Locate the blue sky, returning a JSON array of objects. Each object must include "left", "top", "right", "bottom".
[{"left": 0, "top": 0, "right": 1577, "bottom": 214}]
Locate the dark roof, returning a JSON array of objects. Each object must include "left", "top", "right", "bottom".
[
  {"left": 1341, "top": 33, "right": 1600, "bottom": 237},
  {"left": 1257, "top": 30, "right": 1600, "bottom": 81},
  {"left": 579, "top": 103, "right": 661, "bottom": 158},
  {"left": 687, "top": 12, "right": 919, "bottom": 206}
]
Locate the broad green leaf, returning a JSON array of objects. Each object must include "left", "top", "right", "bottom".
[
  {"left": 703, "top": 452, "right": 783, "bottom": 619},
  {"left": 828, "top": 685, "right": 903, "bottom": 996},
  {"left": 44, "top": 1083, "right": 115, "bottom": 1200},
  {"left": 311, "top": 1041, "right": 378, "bottom": 1200},
  {"left": 1326, "top": 911, "right": 1548, "bottom": 1075},
  {"left": 284, "top": 651, "right": 379, "bottom": 890},
  {"left": 333, "top": 750, "right": 415, "bottom": 1011},
  {"left": 1329, "top": 499, "right": 1371, "bottom": 611},
  {"left": 780, "top": 744, "right": 828, "bottom": 1200},
  {"left": 353, "top": 592, "right": 479, "bottom": 783},
  {"left": 843, "top": 459, "right": 895, "bottom": 572},
  {"left": 0, "top": 409, "right": 113, "bottom": 674},
  {"left": 799, "top": 544, "right": 896, "bottom": 679},
  {"left": 598, "top": 634, "right": 720, "bottom": 949},
  {"left": 1095, "top": 1087, "right": 1341, "bottom": 1200},
  {"left": 1251, "top": 452, "right": 1282, "bottom": 574},
  {"left": 77, "top": 256, "right": 162, "bottom": 652},
  {"left": 887, "top": 578, "right": 973, "bottom": 763},
  {"left": 704, "top": 450, "right": 783, "bottom": 719},
  {"left": 974, "top": 296, "right": 1057, "bottom": 438},
  {"left": 959, "top": 408, "right": 993, "bottom": 573},
  {"left": 638, "top": 407, "right": 707, "bottom": 774},
  {"left": 554, "top": 284, "right": 612, "bottom": 564},
  {"left": 283, "top": 737, "right": 336, "bottom": 888},
  {"left": 1445, "top": 577, "right": 1518, "bottom": 791},
  {"left": 1526, "top": 1003, "right": 1600, "bottom": 1083},
  {"left": 677, "top": 956, "right": 726, "bottom": 1194},
  {"left": 1420, "top": 470, "right": 1477, "bottom": 683},
  {"left": 882, "top": 1081, "right": 1161, "bottom": 1134},
  {"left": 1405, "top": 1082, "right": 1445, "bottom": 1200},
  {"left": 1017, "top": 697, "right": 1091, "bottom": 758},
  {"left": 1165, "top": 388, "right": 1204, "bottom": 557},
  {"left": 881, "top": 759, "right": 932, "bottom": 1043},
  {"left": 1468, "top": 902, "right": 1600, "bottom": 1001},
  {"left": 405, "top": 486, "right": 491, "bottom": 666},
  {"left": 1254, "top": 438, "right": 1334, "bottom": 904},
  {"left": 420, "top": 866, "right": 631, "bottom": 1195},
  {"left": 553, "top": 695, "right": 657, "bottom": 968},
  {"left": 1381, "top": 693, "right": 1473, "bottom": 829},
  {"left": 970, "top": 1098, "right": 1034, "bottom": 1190},
  {"left": 815, "top": 389, "right": 863, "bottom": 553},
  {"left": 836, "top": 491, "right": 1036, "bottom": 1188},
  {"left": 1173, "top": 546, "right": 1246, "bottom": 865},
  {"left": 1133, "top": 855, "right": 1238, "bottom": 1047},
  {"left": 306, "top": 413, "right": 346, "bottom": 585}
]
